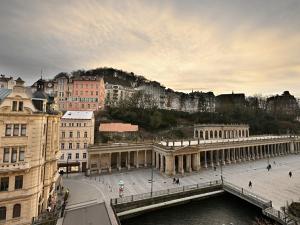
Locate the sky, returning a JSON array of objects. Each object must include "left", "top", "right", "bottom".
[{"left": 1, "top": 0, "right": 300, "bottom": 96}]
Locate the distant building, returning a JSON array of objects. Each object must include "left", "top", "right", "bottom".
[
  {"left": 0, "top": 75, "right": 16, "bottom": 89},
  {"left": 31, "top": 78, "right": 56, "bottom": 96},
  {"left": 0, "top": 78, "right": 60, "bottom": 224},
  {"left": 67, "top": 76, "right": 105, "bottom": 111},
  {"left": 266, "top": 91, "right": 299, "bottom": 118},
  {"left": 136, "top": 81, "right": 166, "bottom": 109},
  {"left": 99, "top": 123, "right": 138, "bottom": 139},
  {"left": 105, "top": 83, "right": 135, "bottom": 106},
  {"left": 216, "top": 93, "right": 246, "bottom": 112},
  {"left": 58, "top": 111, "right": 95, "bottom": 173}
]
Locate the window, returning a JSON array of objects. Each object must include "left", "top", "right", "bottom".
[
  {"left": 21, "top": 124, "right": 26, "bottom": 136},
  {"left": 84, "top": 132, "right": 87, "bottom": 138},
  {"left": 11, "top": 148, "right": 17, "bottom": 163},
  {"left": 12, "top": 101, "right": 17, "bottom": 111},
  {"left": 0, "top": 207, "right": 6, "bottom": 221},
  {"left": 76, "top": 143, "right": 80, "bottom": 149},
  {"left": 15, "top": 176, "right": 23, "bottom": 189},
  {"left": 88, "top": 104, "right": 90, "bottom": 109},
  {"left": 3, "top": 148, "right": 9, "bottom": 163},
  {"left": 13, "top": 204, "right": 21, "bottom": 218},
  {"left": 69, "top": 132, "right": 73, "bottom": 138},
  {"left": 96, "top": 91, "right": 98, "bottom": 95},
  {"left": 62, "top": 132, "right": 65, "bottom": 138},
  {"left": 61, "top": 143, "right": 65, "bottom": 150},
  {"left": 76, "top": 153, "right": 79, "bottom": 159},
  {"left": 18, "top": 101, "right": 23, "bottom": 111},
  {"left": 84, "top": 143, "right": 87, "bottom": 148},
  {"left": 13, "top": 124, "right": 19, "bottom": 136},
  {"left": 69, "top": 143, "right": 72, "bottom": 149},
  {"left": 5, "top": 124, "right": 12, "bottom": 136},
  {"left": 19, "top": 147, "right": 25, "bottom": 161},
  {"left": 77, "top": 131, "right": 80, "bottom": 138},
  {"left": 0, "top": 177, "right": 9, "bottom": 191},
  {"left": 60, "top": 154, "right": 64, "bottom": 160},
  {"left": 68, "top": 153, "right": 71, "bottom": 159},
  {"left": 83, "top": 153, "right": 86, "bottom": 159},
  {"left": 91, "top": 91, "right": 93, "bottom": 95}
]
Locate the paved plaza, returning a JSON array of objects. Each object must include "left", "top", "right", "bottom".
[{"left": 64, "top": 154, "right": 300, "bottom": 211}]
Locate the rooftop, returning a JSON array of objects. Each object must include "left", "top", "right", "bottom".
[
  {"left": 0, "top": 88, "right": 12, "bottom": 103},
  {"left": 62, "top": 111, "right": 94, "bottom": 120},
  {"left": 99, "top": 123, "right": 138, "bottom": 132}
]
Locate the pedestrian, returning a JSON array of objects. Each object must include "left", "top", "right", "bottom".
[
  {"left": 248, "top": 181, "right": 252, "bottom": 188},
  {"left": 214, "top": 166, "right": 216, "bottom": 171},
  {"left": 173, "top": 177, "right": 176, "bottom": 184},
  {"left": 289, "top": 171, "right": 292, "bottom": 178}
]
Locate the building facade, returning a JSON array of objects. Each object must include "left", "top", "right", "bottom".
[
  {"left": 0, "top": 79, "right": 60, "bottom": 225},
  {"left": 105, "top": 83, "right": 135, "bottom": 106},
  {"left": 194, "top": 124, "right": 249, "bottom": 139},
  {"left": 58, "top": 111, "right": 94, "bottom": 173}
]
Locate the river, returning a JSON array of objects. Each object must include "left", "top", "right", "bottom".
[{"left": 121, "top": 193, "right": 271, "bottom": 225}]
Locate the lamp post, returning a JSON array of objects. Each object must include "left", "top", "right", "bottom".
[
  {"left": 66, "top": 157, "right": 69, "bottom": 178},
  {"left": 220, "top": 159, "right": 223, "bottom": 184},
  {"left": 149, "top": 165, "right": 154, "bottom": 197}
]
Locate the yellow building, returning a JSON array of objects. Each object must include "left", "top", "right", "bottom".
[{"left": 0, "top": 78, "right": 60, "bottom": 225}]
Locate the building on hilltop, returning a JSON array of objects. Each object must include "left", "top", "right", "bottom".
[
  {"left": 194, "top": 124, "right": 249, "bottom": 139},
  {"left": 0, "top": 77, "right": 60, "bottom": 225},
  {"left": 58, "top": 111, "right": 95, "bottom": 173},
  {"left": 266, "top": 91, "right": 299, "bottom": 118},
  {"left": 105, "top": 83, "right": 135, "bottom": 107},
  {"left": 0, "top": 75, "right": 16, "bottom": 89},
  {"left": 216, "top": 93, "right": 246, "bottom": 112}
]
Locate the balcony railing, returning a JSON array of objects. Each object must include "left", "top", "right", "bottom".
[{"left": 0, "top": 161, "right": 30, "bottom": 172}]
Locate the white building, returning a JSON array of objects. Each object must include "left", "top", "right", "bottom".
[
  {"left": 105, "top": 83, "right": 135, "bottom": 106},
  {"left": 58, "top": 111, "right": 95, "bottom": 173}
]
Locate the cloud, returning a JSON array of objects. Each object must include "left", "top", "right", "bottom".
[{"left": 0, "top": 0, "right": 300, "bottom": 96}]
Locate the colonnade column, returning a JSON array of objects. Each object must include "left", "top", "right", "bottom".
[
  {"left": 186, "top": 154, "right": 192, "bottom": 172},
  {"left": 222, "top": 149, "right": 226, "bottom": 165},
  {"left": 108, "top": 153, "right": 112, "bottom": 172},
  {"left": 118, "top": 152, "right": 121, "bottom": 171},
  {"left": 210, "top": 151, "right": 214, "bottom": 167},
  {"left": 204, "top": 151, "right": 208, "bottom": 168},
  {"left": 192, "top": 153, "right": 200, "bottom": 171},
  {"left": 160, "top": 154, "right": 164, "bottom": 172},
  {"left": 127, "top": 152, "right": 131, "bottom": 170},
  {"left": 144, "top": 150, "right": 147, "bottom": 167},
  {"left": 165, "top": 155, "right": 175, "bottom": 176},
  {"left": 179, "top": 155, "right": 184, "bottom": 174},
  {"left": 155, "top": 152, "right": 159, "bottom": 169}
]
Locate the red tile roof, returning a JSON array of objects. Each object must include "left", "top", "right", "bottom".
[{"left": 99, "top": 123, "right": 138, "bottom": 132}]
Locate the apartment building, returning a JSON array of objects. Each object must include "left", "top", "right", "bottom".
[
  {"left": 0, "top": 78, "right": 60, "bottom": 225},
  {"left": 105, "top": 83, "right": 135, "bottom": 106},
  {"left": 58, "top": 111, "right": 94, "bottom": 173}
]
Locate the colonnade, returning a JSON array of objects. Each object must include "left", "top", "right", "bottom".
[
  {"left": 89, "top": 150, "right": 152, "bottom": 173},
  {"left": 88, "top": 140, "right": 300, "bottom": 175},
  {"left": 194, "top": 127, "right": 249, "bottom": 140},
  {"left": 155, "top": 142, "right": 300, "bottom": 175}
]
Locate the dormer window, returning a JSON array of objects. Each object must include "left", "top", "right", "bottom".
[
  {"left": 12, "top": 101, "right": 17, "bottom": 111},
  {"left": 12, "top": 101, "right": 23, "bottom": 112},
  {"left": 18, "top": 101, "right": 23, "bottom": 111}
]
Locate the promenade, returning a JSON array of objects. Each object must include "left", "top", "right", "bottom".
[{"left": 64, "top": 154, "right": 300, "bottom": 214}]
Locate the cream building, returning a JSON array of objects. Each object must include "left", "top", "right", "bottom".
[
  {"left": 58, "top": 111, "right": 94, "bottom": 173},
  {"left": 0, "top": 78, "right": 60, "bottom": 225},
  {"left": 88, "top": 124, "right": 300, "bottom": 176}
]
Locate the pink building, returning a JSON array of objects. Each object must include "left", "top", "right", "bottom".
[{"left": 67, "top": 76, "right": 105, "bottom": 111}]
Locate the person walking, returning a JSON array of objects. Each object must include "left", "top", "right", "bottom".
[
  {"left": 173, "top": 177, "right": 176, "bottom": 184},
  {"left": 289, "top": 171, "right": 292, "bottom": 178},
  {"left": 248, "top": 181, "right": 252, "bottom": 188}
]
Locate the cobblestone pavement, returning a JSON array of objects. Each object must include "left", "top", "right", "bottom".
[{"left": 64, "top": 154, "right": 300, "bottom": 211}]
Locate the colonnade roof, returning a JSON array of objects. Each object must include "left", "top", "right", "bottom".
[
  {"left": 159, "top": 135, "right": 296, "bottom": 148},
  {"left": 194, "top": 123, "right": 249, "bottom": 128}
]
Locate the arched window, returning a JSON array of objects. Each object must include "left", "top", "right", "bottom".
[
  {"left": 195, "top": 130, "right": 199, "bottom": 138},
  {"left": 210, "top": 131, "right": 213, "bottom": 139},
  {"left": 214, "top": 130, "right": 218, "bottom": 138},
  {"left": 13, "top": 204, "right": 21, "bottom": 218},
  {"left": 0, "top": 207, "right": 6, "bottom": 221},
  {"left": 200, "top": 131, "right": 203, "bottom": 139},
  {"left": 219, "top": 130, "right": 222, "bottom": 138},
  {"left": 205, "top": 131, "right": 209, "bottom": 139},
  {"left": 242, "top": 130, "right": 245, "bottom": 137}
]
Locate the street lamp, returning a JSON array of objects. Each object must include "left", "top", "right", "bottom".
[
  {"left": 148, "top": 165, "right": 154, "bottom": 197},
  {"left": 219, "top": 159, "right": 223, "bottom": 184}
]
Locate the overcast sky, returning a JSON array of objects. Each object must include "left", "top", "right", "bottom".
[{"left": 1, "top": 0, "right": 300, "bottom": 96}]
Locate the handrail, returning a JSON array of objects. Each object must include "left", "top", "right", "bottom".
[{"left": 111, "top": 180, "right": 222, "bottom": 205}]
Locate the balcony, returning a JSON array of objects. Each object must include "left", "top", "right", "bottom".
[{"left": 0, "top": 161, "right": 30, "bottom": 172}]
